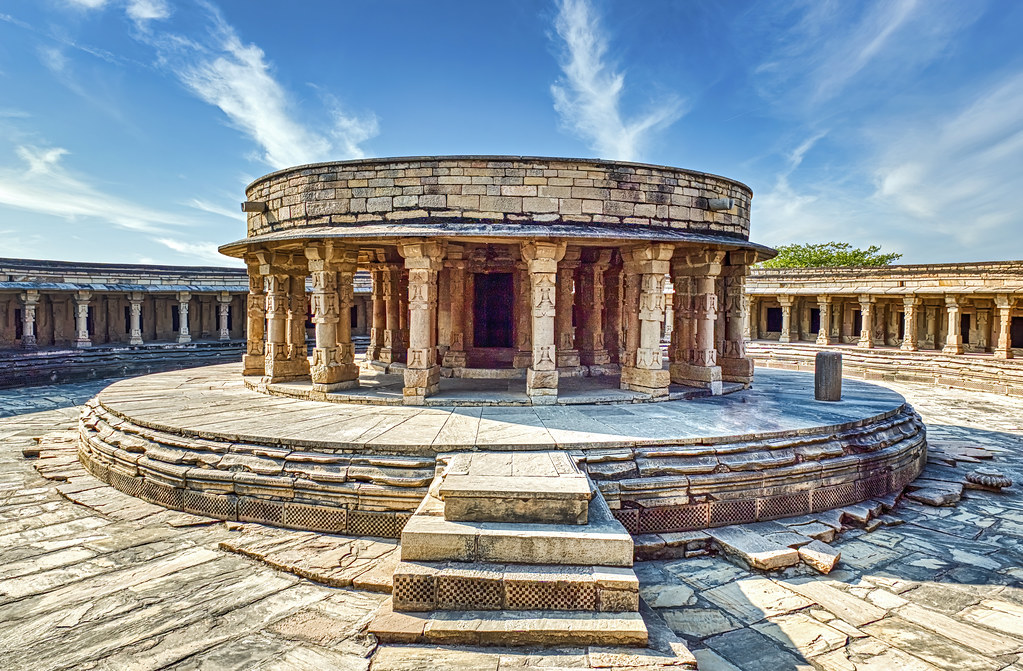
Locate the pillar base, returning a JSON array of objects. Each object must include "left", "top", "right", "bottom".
[
  {"left": 900, "top": 342, "right": 918, "bottom": 352},
  {"left": 579, "top": 350, "right": 611, "bottom": 366},
  {"left": 526, "top": 368, "right": 559, "bottom": 405},
  {"left": 512, "top": 351, "right": 533, "bottom": 369},
  {"left": 129, "top": 336, "right": 144, "bottom": 346},
  {"left": 993, "top": 350, "right": 1014, "bottom": 360},
  {"left": 311, "top": 362, "right": 360, "bottom": 390},
  {"left": 815, "top": 334, "right": 830, "bottom": 346},
  {"left": 442, "top": 350, "right": 467, "bottom": 368},
  {"left": 380, "top": 348, "right": 407, "bottom": 364},
  {"left": 857, "top": 338, "right": 873, "bottom": 349},
  {"left": 242, "top": 355, "right": 265, "bottom": 376},
  {"left": 942, "top": 344, "right": 964, "bottom": 355},
  {"left": 556, "top": 350, "right": 581, "bottom": 367},
  {"left": 778, "top": 336, "right": 791, "bottom": 344},
  {"left": 670, "top": 362, "right": 722, "bottom": 395},
  {"left": 219, "top": 332, "right": 231, "bottom": 342},
  {"left": 403, "top": 366, "right": 440, "bottom": 405},
  {"left": 75, "top": 338, "right": 92, "bottom": 349},
  {"left": 720, "top": 357, "right": 754, "bottom": 385},
  {"left": 21, "top": 337, "right": 37, "bottom": 350},
  {"left": 620, "top": 367, "right": 669, "bottom": 398},
  {"left": 177, "top": 335, "right": 192, "bottom": 344}
]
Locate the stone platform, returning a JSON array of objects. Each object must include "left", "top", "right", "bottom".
[{"left": 77, "top": 362, "right": 927, "bottom": 540}]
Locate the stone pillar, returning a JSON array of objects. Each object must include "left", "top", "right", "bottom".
[
  {"left": 842, "top": 302, "right": 854, "bottom": 342},
  {"left": 260, "top": 252, "right": 307, "bottom": 381},
  {"left": 777, "top": 295, "right": 793, "bottom": 343},
  {"left": 380, "top": 265, "right": 403, "bottom": 364},
  {"left": 398, "top": 269, "right": 410, "bottom": 358},
  {"left": 603, "top": 258, "right": 624, "bottom": 364},
  {"left": 555, "top": 246, "right": 581, "bottom": 368},
  {"left": 243, "top": 257, "right": 266, "bottom": 375},
  {"left": 747, "top": 297, "right": 759, "bottom": 340},
  {"left": 175, "top": 292, "right": 191, "bottom": 344},
  {"left": 74, "top": 291, "right": 91, "bottom": 348},
  {"left": 399, "top": 240, "right": 444, "bottom": 404},
  {"left": 943, "top": 295, "right": 963, "bottom": 354},
  {"left": 512, "top": 265, "right": 533, "bottom": 369},
  {"left": 857, "top": 296, "right": 873, "bottom": 348},
  {"left": 127, "top": 292, "right": 144, "bottom": 345},
  {"left": 217, "top": 293, "right": 231, "bottom": 341},
  {"left": 622, "top": 259, "right": 642, "bottom": 368},
  {"left": 994, "top": 295, "right": 1015, "bottom": 359},
  {"left": 901, "top": 296, "right": 918, "bottom": 351},
  {"left": 976, "top": 309, "right": 990, "bottom": 351},
  {"left": 286, "top": 267, "right": 310, "bottom": 374},
  {"left": 366, "top": 268, "right": 386, "bottom": 360},
  {"left": 924, "top": 305, "right": 937, "bottom": 349},
  {"left": 576, "top": 249, "right": 612, "bottom": 367},
  {"left": 815, "top": 296, "right": 831, "bottom": 345},
  {"left": 670, "top": 251, "right": 724, "bottom": 395},
  {"left": 521, "top": 241, "right": 566, "bottom": 404},
  {"left": 442, "top": 249, "right": 468, "bottom": 368},
  {"left": 720, "top": 251, "right": 754, "bottom": 385},
  {"left": 19, "top": 290, "right": 39, "bottom": 349},
  {"left": 621, "top": 244, "right": 673, "bottom": 397},
  {"left": 305, "top": 242, "right": 360, "bottom": 391}
]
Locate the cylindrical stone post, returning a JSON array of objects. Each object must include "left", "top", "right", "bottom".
[
  {"left": 815, "top": 351, "right": 842, "bottom": 401},
  {"left": 816, "top": 296, "right": 831, "bottom": 345},
  {"left": 74, "top": 291, "right": 92, "bottom": 348},
  {"left": 176, "top": 292, "right": 191, "bottom": 344},
  {"left": 217, "top": 294, "right": 231, "bottom": 341},
  {"left": 128, "top": 293, "right": 144, "bottom": 345},
  {"left": 20, "top": 291, "right": 39, "bottom": 350}
]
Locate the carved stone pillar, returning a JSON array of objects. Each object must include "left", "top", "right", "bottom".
[
  {"left": 242, "top": 257, "right": 266, "bottom": 375},
  {"left": 286, "top": 267, "right": 309, "bottom": 374},
  {"left": 901, "top": 296, "right": 919, "bottom": 351},
  {"left": 74, "top": 291, "right": 91, "bottom": 348},
  {"left": 175, "top": 292, "right": 191, "bottom": 344},
  {"left": 857, "top": 296, "right": 873, "bottom": 348},
  {"left": 815, "top": 296, "right": 831, "bottom": 345},
  {"left": 621, "top": 244, "right": 673, "bottom": 397},
  {"left": 398, "top": 269, "right": 410, "bottom": 358},
  {"left": 521, "top": 241, "right": 566, "bottom": 404},
  {"left": 670, "top": 251, "right": 724, "bottom": 394},
  {"left": 217, "top": 292, "right": 231, "bottom": 341},
  {"left": 923, "top": 305, "right": 937, "bottom": 349},
  {"left": 603, "top": 257, "right": 624, "bottom": 364},
  {"left": 260, "top": 252, "right": 306, "bottom": 381},
  {"left": 555, "top": 246, "right": 581, "bottom": 368},
  {"left": 442, "top": 249, "right": 468, "bottom": 368},
  {"left": 399, "top": 240, "right": 444, "bottom": 404},
  {"left": 512, "top": 265, "right": 533, "bottom": 369},
  {"left": 720, "top": 251, "right": 754, "bottom": 385},
  {"left": 943, "top": 295, "right": 963, "bottom": 354},
  {"left": 576, "top": 249, "right": 611, "bottom": 367},
  {"left": 366, "top": 268, "right": 386, "bottom": 360},
  {"left": 622, "top": 259, "right": 642, "bottom": 368},
  {"left": 976, "top": 309, "right": 990, "bottom": 350},
  {"left": 670, "top": 271, "right": 692, "bottom": 370},
  {"left": 19, "top": 290, "right": 39, "bottom": 349},
  {"left": 747, "top": 297, "right": 758, "bottom": 340},
  {"left": 127, "top": 292, "right": 144, "bottom": 346},
  {"left": 994, "top": 295, "right": 1015, "bottom": 359},
  {"left": 306, "top": 242, "right": 359, "bottom": 391},
  {"left": 380, "top": 265, "right": 404, "bottom": 364},
  {"left": 778, "top": 295, "right": 793, "bottom": 343},
  {"left": 743, "top": 296, "right": 753, "bottom": 341}
]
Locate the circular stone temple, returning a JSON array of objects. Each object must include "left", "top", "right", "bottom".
[
  {"left": 219, "top": 155, "right": 774, "bottom": 404},
  {"left": 79, "top": 156, "right": 926, "bottom": 553}
]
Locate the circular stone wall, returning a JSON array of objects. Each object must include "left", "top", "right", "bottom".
[
  {"left": 78, "top": 365, "right": 926, "bottom": 539},
  {"left": 220, "top": 156, "right": 765, "bottom": 255}
]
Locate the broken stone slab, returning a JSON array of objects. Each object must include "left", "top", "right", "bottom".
[
  {"left": 783, "top": 521, "right": 837, "bottom": 543},
  {"left": 798, "top": 540, "right": 841, "bottom": 574},
  {"left": 905, "top": 486, "right": 962, "bottom": 506},
  {"left": 707, "top": 525, "right": 800, "bottom": 571}
]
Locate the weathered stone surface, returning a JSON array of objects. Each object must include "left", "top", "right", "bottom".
[
  {"left": 799, "top": 539, "right": 841, "bottom": 573},
  {"left": 708, "top": 525, "right": 800, "bottom": 571}
]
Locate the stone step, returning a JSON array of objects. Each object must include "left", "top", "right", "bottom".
[
  {"left": 439, "top": 452, "right": 591, "bottom": 524},
  {"left": 401, "top": 486, "right": 633, "bottom": 567},
  {"left": 391, "top": 560, "right": 639, "bottom": 612},
  {"left": 369, "top": 601, "right": 648, "bottom": 647}
]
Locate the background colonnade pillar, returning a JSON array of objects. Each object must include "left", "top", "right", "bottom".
[
  {"left": 74, "top": 291, "right": 91, "bottom": 348},
  {"left": 217, "top": 293, "right": 232, "bottom": 341},
  {"left": 367, "top": 267, "right": 386, "bottom": 361},
  {"left": 943, "top": 295, "right": 964, "bottom": 354},
  {"left": 670, "top": 251, "right": 724, "bottom": 395},
  {"left": 994, "top": 295, "right": 1016, "bottom": 359},
  {"left": 857, "top": 295, "right": 873, "bottom": 348},
  {"left": 901, "top": 297, "right": 919, "bottom": 351},
  {"left": 554, "top": 246, "right": 581, "bottom": 368},
  {"left": 19, "top": 290, "right": 39, "bottom": 349}
]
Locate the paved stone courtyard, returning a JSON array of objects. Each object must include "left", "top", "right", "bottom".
[{"left": 1, "top": 376, "right": 1023, "bottom": 670}]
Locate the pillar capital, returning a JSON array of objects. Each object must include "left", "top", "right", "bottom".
[
  {"left": 777, "top": 294, "right": 794, "bottom": 307},
  {"left": 399, "top": 239, "right": 445, "bottom": 270},
  {"left": 19, "top": 289, "right": 39, "bottom": 306},
  {"left": 671, "top": 249, "right": 725, "bottom": 276},
  {"left": 817, "top": 295, "right": 832, "bottom": 306},
  {"left": 902, "top": 294, "right": 919, "bottom": 309},
  {"left": 994, "top": 294, "right": 1015, "bottom": 309},
  {"left": 624, "top": 243, "right": 674, "bottom": 275},
  {"left": 520, "top": 240, "right": 567, "bottom": 274},
  {"left": 945, "top": 294, "right": 960, "bottom": 308}
]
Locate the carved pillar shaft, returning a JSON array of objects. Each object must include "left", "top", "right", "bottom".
[
  {"left": 176, "top": 292, "right": 191, "bottom": 344},
  {"left": 74, "top": 291, "right": 91, "bottom": 348},
  {"left": 243, "top": 259, "right": 266, "bottom": 375},
  {"left": 217, "top": 294, "right": 231, "bottom": 341},
  {"left": 670, "top": 251, "right": 724, "bottom": 394},
  {"left": 521, "top": 241, "right": 566, "bottom": 404},
  {"left": 994, "top": 296, "right": 1015, "bottom": 359},
  {"left": 901, "top": 297, "right": 919, "bottom": 351},
  {"left": 381, "top": 265, "right": 404, "bottom": 364},
  {"left": 622, "top": 264, "right": 642, "bottom": 368},
  {"left": 816, "top": 297, "right": 831, "bottom": 345},
  {"left": 720, "top": 251, "right": 754, "bottom": 385},
  {"left": 367, "top": 268, "right": 386, "bottom": 360},
  {"left": 778, "top": 296, "right": 792, "bottom": 343},
  {"left": 555, "top": 247, "right": 581, "bottom": 368},
  {"left": 306, "top": 243, "right": 358, "bottom": 390},
  {"left": 128, "top": 292, "right": 144, "bottom": 346},
  {"left": 263, "top": 272, "right": 291, "bottom": 380},
  {"left": 576, "top": 250, "right": 611, "bottom": 366},
  {"left": 19, "top": 291, "right": 38, "bottom": 349},
  {"left": 618, "top": 244, "right": 672, "bottom": 396},
  {"left": 603, "top": 261, "right": 624, "bottom": 364},
  {"left": 400, "top": 241, "right": 443, "bottom": 404},
  {"left": 857, "top": 297, "right": 873, "bottom": 348},
  {"left": 943, "top": 295, "right": 963, "bottom": 354},
  {"left": 512, "top": 265, "right": 533, "bottom": 369},
  {"left": 442, "top": 258, "right": 468, "bottom": 368}
]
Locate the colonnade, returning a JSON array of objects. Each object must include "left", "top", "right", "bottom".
[
  {"left": 746, "top": 293, "right": 1021, "bottom": 359},
  {"left": 244, "top": 239, "right": 755, "bottom": 405}
]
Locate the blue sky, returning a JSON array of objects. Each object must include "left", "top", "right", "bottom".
[{"left": 1, "top": 0, "right": 1022, "bottom": 267}]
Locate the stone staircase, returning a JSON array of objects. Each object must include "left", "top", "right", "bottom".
[{"left": 370, "top": 451, "right": 649, "bottom": 647}]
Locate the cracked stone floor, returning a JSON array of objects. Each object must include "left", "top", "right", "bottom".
[{"left": 1, "top": 375, "right": 1023, "bottom": 670}]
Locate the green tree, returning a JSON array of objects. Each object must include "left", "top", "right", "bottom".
[{"left": 759, "top": 242, "right": 902, "bottom": 268}]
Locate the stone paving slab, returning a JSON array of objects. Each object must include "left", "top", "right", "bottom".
[{"left": 3, "top": 375, "right": 1023, "bottom": 668}]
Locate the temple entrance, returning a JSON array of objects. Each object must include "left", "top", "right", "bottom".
[{"left": 473, "top": 273, "right": 514, "bottom": 348}]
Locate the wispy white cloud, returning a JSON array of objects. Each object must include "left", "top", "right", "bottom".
[
  {"left": 187, "top": 197, "right": 244, "bottom": 222},
  {"left": 62, "top": 0, "right": 109, "bottom": 9},
  {"left": 549, "top": 0, "right": 683, "bottom": 161},
  {"left": 155, "top": 237, "right": 236, "bottom": 265},
  {"left": 0, "top": 144, "right": 190, "bottom": 233},
  {"left": 126, "top": 0, "right": 170, "bottom": 26}
]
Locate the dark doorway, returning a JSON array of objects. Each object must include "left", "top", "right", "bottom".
[
  {"left": 474, "top": 273, "right": 514, "bottom": 347},
  {"left": 766, "top": 307, "right": 782, "bottom": 332},
  {"left": 810, "top": 309, "right": 820, "bottom": 335},
  {"left": 1012, "top": 317, "right": 1023, "bottom": 349},
  {"left": 898, "top": 312, "right": 905, "bottom": 340},
  {"left": 853, "top": 311, "right": 862, "bottom": 336},
  {"left": 961, "top": 313, "right": 971, "bottom": 345}
]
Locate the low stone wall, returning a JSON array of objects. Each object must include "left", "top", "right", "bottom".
[
  {"left": 748, "top": 342, "right": 1023, "bottom": 396},
  {"left": 0, "top": 342, "right": 246, "bottom": 389}
]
